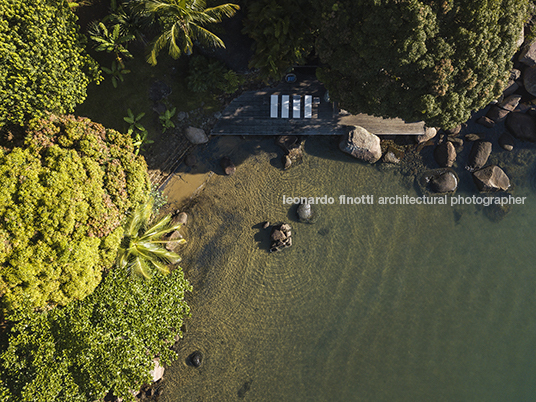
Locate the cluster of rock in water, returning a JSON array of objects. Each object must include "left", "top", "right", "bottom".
[
  {"left": 335, "top": 38, "right": 536, "bottom": 218},
  {"left": 267, "top": 222, "right": 292, "bottom": 253}
]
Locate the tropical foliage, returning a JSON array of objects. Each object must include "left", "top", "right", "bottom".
[
  {"left": 187, "top": 55, "right": 244, "bottom": 93},
  {"left": 0, "top": 0, "right": 101, "bottom": 128},
  {"left": 0, "top": 115, "right": 150, "bottom": 313},
  {"left": 123, "top": 109, "right": 153, "bottom": 155},
  {"left": 101, "top": 60, "right": 131, "bottom": 88},
  {"left": 159, "top": 107, "right": 177, "bottom": 132},
  {"left": 88, "top": 21, "right": 135, "bottom": 64},
  {"left": 117, "top": 200, "right": 185, "bottom": 279},
  {"left": 140, "top": 0, "right": 240, "bottom": 65},
  {"left": 242, "top": 0, "right": 315, "bottom": 80},
  {"left": 315, "top": 0, "right": 529, "bottom": 128},
  {"left": 0, "top": 264, "right": 191, "bottom": 401}
]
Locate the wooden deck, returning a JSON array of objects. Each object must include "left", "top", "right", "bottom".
[{"left": 212, "top": 79, "right": 426, "bottom": 136}]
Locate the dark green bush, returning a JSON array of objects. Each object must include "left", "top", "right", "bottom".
[
  {"left": 0, "top": 266, "right": 191, "bottom": 401},
  {"left": 316, "top": 0, "right": 529, "bottom": 128},
  {"left": 187, "top": 55, "right": 244, "bottom": 94},
  {"left": 0, "top": 0, "right": 101, "bottom": 128}
]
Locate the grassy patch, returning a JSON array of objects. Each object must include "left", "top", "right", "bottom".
[{"left": 76, "top": 47, "right": 221, "bottom": 141}]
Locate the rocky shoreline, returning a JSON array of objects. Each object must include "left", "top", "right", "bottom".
[{"left": 136, "top": 30, "right": 536, "bottom": 402}]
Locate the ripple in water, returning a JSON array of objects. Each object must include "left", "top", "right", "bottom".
[{"left": 162, "top": 137, "right": 536, "bottom": 402}]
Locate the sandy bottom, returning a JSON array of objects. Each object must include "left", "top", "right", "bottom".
[{"left": 160, "top": 136, "right": 536, "bottom": 402}]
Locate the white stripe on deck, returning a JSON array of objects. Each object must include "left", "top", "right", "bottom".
[
  {"left": 270, "top": 95, "right": 278, "bottom": 118},
  {"left": 293, "top": 95, "right": 301, "bottom": 118},
  {"left": 281, "top": 95, "right": 289, "bottom": 118},
  {"left": 304, "top": 95, "right": 312, "bottom": 118}
]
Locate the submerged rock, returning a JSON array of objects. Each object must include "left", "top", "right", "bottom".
[
  {"left": 220, "top": 156, "right": 236, "bottom": 175},
  {"left": 466, "top": 140, "right": 492, "bottom": 172},
  {"left": 189, "top": 351, "right": 203, "bottom": 367},
  {"left": 418, "top": 168, "right": 458, "bottom": 195},
  {"left": 498, "top": 132, "right": 515, "bottom": 151},
  {"left": 506, "top": 112, "right": 536, "bottom": 142},
  {"left": 297, "top": 202, "right": 313, "bottom": 223},
  {"left": 472, "top": 165, "right": 510, "bottom": 192}
]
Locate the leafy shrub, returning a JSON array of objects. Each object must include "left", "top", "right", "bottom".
[
  {"left": 187, "top": 55, "right": 244, "bottom": 94},
  {"left": 0, "top": 266, "right": 191, "bottom": 401},
  {"left": 242, "top": 0, "right": 315, "bottom": 80},
  {"left": 0, "top": 115, "right": 150, "bottom": 313},
  {"left": 315, "top": 0, "right": 530, "bottom": 128},
  {"left": 0, "top": 0, "right": 101, "bottom": 128}
]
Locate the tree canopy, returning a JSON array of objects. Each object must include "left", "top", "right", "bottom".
[
  {"left": 242, "top": 0, "right": 315, "bottom": 80},
  {"left": 0, "top": 0, "right": 100, "bottom": 128},
  {"left": 315, "top": 0, "right": 529, "bottom": 128},
  {"left": 0, "top": 115, "right": 150, "bottom": 313},
  {"left": 141, "top": 0, "right": 240, "bottom": 65},
  {"left": 0, "top": 265, "right": 191, "bottom": 401}
]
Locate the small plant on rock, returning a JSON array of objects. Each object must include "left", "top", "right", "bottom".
[
  {"left": 159, "top": 107, "right": 177, "bottom": 133},
  {"left": 101, "top": 60, "right": 131, "bottom": 87},
  {"left": 124, "top": 108, "right": 153, "bottom": 155}
]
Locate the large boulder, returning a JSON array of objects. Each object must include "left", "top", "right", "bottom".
[
  {"left": 466, "top": 140, "right": 492, "bottom": 172},
  {"left": 185, "top": 126, "right": 209, "bottom": 144},
  {"left": 486, "top": 95, "right": 522, "bottom": 122},
  {"left": 339, "top": 126, "right": 381, "bottom": 163},
  {"left": 506, "top": 112, "right": 536, "bottom": 142},
  {"left": 434, "top": 141, "right": 456, "bottom": 167},
  {"left": 429, "top": 171, "right": 458, "bottom": 193},
  {"left": 519, "top": 39, "right": 536, "bottom": 66},
  {"left": 416, "top": 126, "right": 437, "bottom": 144},
  {"left": 472, "top": 166, "right": 510, "bottom": 192},
  {"left": 418, "top": 169, "right": 458, "bottom": 195},
  {"left": 523, "top": 65, "right": 536, "bottom": 96},
  {"left": 498, "top": 94, "right": 522, "bottom": 111},
  {"left": 150, "top": 358, "right": 165, "bottom": 382}
]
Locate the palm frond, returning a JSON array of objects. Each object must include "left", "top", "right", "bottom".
[
  {"left": 149, "top": 259, "right": 171, "bottom": 275},
  {"left": 147, "top": 32, "right": 170, "bottom": 65},
  {"left": 203, "top": 3, "right": 239, "bottom": 21},
  {"left": 137, "top": 243, "right": 182, "bottom": 264},
  {"left": 168, "top": 23, "right": 185, "bottom": 59},
  {"left": 142, "top": 214, "right": 172, "bottom": 238},
  {"left": 130, "top": 256, "right": 152, "bottom": 279},
  {"left": 190, "top": 23, "right": 225, "bottom": 48}
]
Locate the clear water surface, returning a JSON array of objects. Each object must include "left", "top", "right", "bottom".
[{"left": 161, "top": 137, "right": 536, "bottom": 402}]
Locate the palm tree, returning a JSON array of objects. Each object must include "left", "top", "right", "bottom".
[
  {"left": 88, "top": 21, "right": 135, "bottom": 65},
  {"left": 140, "top": 0, "right": 240, "bottom": 65},
  {"left": 117, "top": 200, "right": 186, "bottom": 279}
]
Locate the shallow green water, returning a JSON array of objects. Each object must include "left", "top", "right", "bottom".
[{"left": 162, "top": 137, "right": 536, "bottom": 402}]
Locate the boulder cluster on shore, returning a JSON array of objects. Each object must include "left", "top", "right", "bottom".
[{"left": 333, "top": 38, "right": 536, "bottom": 215}]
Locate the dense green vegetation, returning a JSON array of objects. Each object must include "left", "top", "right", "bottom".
[
  {"left": 0, "top": 115, "right": 149, "bottom": 313},
  {"left": 0, "top": 0, "right": 100, "bottom": 128},
  {"left": 315, "top": 0, "right": 529, "bottom": 128},
  {"left": 117, "top": 200, "right": 185, "bottom": 279},
  {"left": 0, "top": 265, "right": 191, "bottom": 401},
  {"left": 242, "top": 0, "right": 529, "bottom": 128},
  {"left": 140, "top": 0, "right": 240, "bottom": 65},
  {"left": 242, "top": 0, "right": 315, "bottom": 80}
]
